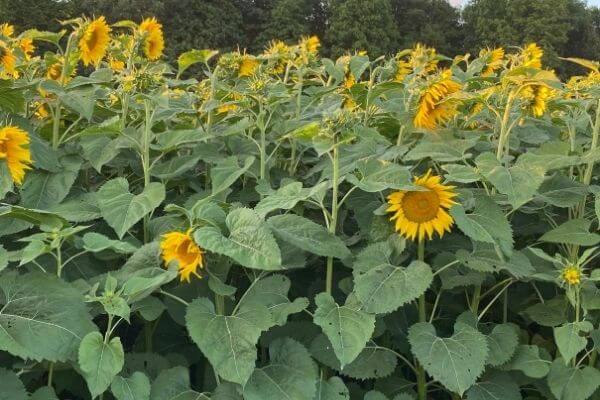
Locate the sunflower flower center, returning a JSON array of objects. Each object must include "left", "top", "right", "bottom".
[{"left": 401, "top": 189, "right": 440, "bottom": 223}]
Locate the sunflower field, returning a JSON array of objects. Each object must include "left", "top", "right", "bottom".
[{"left": 1, "top": 15, "right": 600, "bottom": 400}]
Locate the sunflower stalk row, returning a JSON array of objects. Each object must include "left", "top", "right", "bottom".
[{"left": 0, "top": 15, "right": 600, "bottom": 400}]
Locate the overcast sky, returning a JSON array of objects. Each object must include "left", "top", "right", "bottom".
[{"left": 450, "top": 0, "right": 600, "bottom": 6}]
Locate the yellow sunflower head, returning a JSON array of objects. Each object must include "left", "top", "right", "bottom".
[
  {"left": 0, "top": 126, "right": 32, "bottom": 185},
  {"left": 561, "top": 265, "right": 581, "bottom": 286},
  {"left": 79, "top": 16, "right": 111, "bottom": 67},
  {"left": 19, "top": 38, "right": 35, "bottom": 60},
  {"left": 413, "top": 69, "right": 462, "bottom": 130},
  {"left": 264, "top": 40, "right": 291, "bottom": 74},
  {"left": 410, "top": 43, "right": 438, "bottom": 74},
  {"left": 300, "top": 35, "right": 320, "bottom": 55},
  {"left": 109, "top": 57, "right": 125, "bottom": 72},
  {"left": 387, "top": 170, "right": 457, "bottom": 242},
  {"left": 480, "top": 47, "right": 504, "bottom": 76},
  {"left": 0, "top": 23, "right": 14, "bottom": 38},
  {"left": 0, "top": 42, "right": 16, "bottom": 76},
  {"left": 160, "top": 229, "right": 204, "bottom": 282},
  {"left": 238, "top": 55, "right": 258, "bottom": 77},
  {"left": 521, "top": 43, "right": 543, "bottom": 69},
  {"left": 139, "top": 17, "right": 164, "bottom": 61},
  {"left": 521, "top": 84, "right": 553, "bottom": 117}
]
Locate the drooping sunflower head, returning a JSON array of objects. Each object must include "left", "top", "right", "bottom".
[
  {"left": 0, "top": 23, "right": 14, "bottom": 38},
  {"left": 264, "top": 40, "right": 292, "bottom": 74},
  {"left": 480, "top": 47, "right": 504, "bottom": 76},
  {"left": 19, "top": 38, "right": 35, "bottom": 60},
  {"left": 387, "top": 170, "right": 457, "bottom": 242},
  {"left": 413, "top": 69, "right": 462, "bottom": 130},
  {"left": 299, "top": 35, "right": 320, "bottom": 55},
  {"left": 109, "top": 57, "right": 125, "bottom": 72},
  {"left": 78, "top": 16, "right": 111, "bottom": 66},
  {"left": 160, "top": 229, "right": 204, "bottom": 282},
  {"left": 0, "top": 42, "right": 16, "bottom": 76},
  {"left": 561, "top": 265, "right": 581, "bottom": 286},
  {"left": 410, "top": 43, "right": 438, "bottom": 74},
  {"left": 139, "top": 17, "right": 164, "bottom": 61},
  {"left": 0, "top": 125, "right": 32, "bottom": 185},
  {"left": 521, "top": 83, "right": 553, "bottom": 117},
  {"left": 521, "top": 43, "right": 543, "bottom": 69},
  {"left": 238, "top": 55, "right": 259, "bottom": 77}
]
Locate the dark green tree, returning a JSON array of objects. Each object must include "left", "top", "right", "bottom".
[
  {"left": 392, "top": 0, "right": 463, "bottom": 56},
  {"left": 0, "top": 0, "right": 74, "bottom": 32},
  {"left": 325, "top": 0, "right": 399, "bottom": 57}
]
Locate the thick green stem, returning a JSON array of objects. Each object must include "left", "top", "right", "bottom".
[
  {"left": 325, "top": 145, "right": 340, "bottom": 294},
  {"left": 47, "top": 362, "right": 54, "bottom": 387},
  {"left": 471, "top": 285, "right": 482, "bottom": 314},
  {"left": 496, "top": 93, "right": 515, "bottom": 163},
  {"left": 142, "top": 101, "right": 152, "bottom": 243},
  {"left": 416, "top": 240, "right": 427, "bottom": 400}
]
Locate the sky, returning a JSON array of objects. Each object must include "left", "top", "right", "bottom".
[{"left": 449, "top": 0, "right": 600, "bottom": 6}]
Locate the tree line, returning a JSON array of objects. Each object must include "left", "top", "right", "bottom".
[{"left": 2, "top": 0, "right": 599, "bottom": 74}]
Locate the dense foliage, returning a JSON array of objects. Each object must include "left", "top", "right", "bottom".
[
  {"left": 1, "top": 15, "right": 600, "bottom": 400},
  {"left": 3, "top": 0, "right": 600, "bottom": 71}
]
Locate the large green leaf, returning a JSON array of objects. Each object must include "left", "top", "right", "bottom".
[
  {"left": 0, "top": 271, "right": 96, "bottom": 362},
  {"left": 408, "top": 322, "right": 488, "bottom": 396},
  {"left": 211, "top": 156, "right": 255, "bottom": 196},
  {"left": 237, "top": 274, "right": 308, "bottom": 326},
  {"left": 485, "top": 323, "right": 519, "bottom": 367},
  {"left": 268, "top": 214, "right": 351, "bottom": 259},
  {"left": 501, "top": 345, "right": 550, "bottom": 378},
  {"left": 540, "top": 219, "right": 600, "bottom": 246},
  {"left": 111, "top": 372, "right": 151, "bottom": 400},
  {"left": 0, "top": 368, "right": 28, "bottom": 400},
  {"left": 450, "top": 196, "right": 513, "bottom": 253},
  {"left": 150, "top": 366, "right": 207, "bottom": 400},
  {"left": 353, "top": 241, "right": 432, "bottom": 314},
  {"left": 403, "top": 138, "right": 478, "bottom": 162},
  {"left": 97, "top": 178, "right": 166, "bottom": 239},
  {"left": 255, "top": 181, "right": 327, "bottom": 216},
  {"left": 313, "top": 293, "right": 375, "bottom": 367},
  {"left": 244, "top": 338, "right": 318, "bottom": 400},
  {"left": 547, "top": 359, "right": 600, "bottom": 400},
  {"left": 347, "top": 159, "right": 412, "bottom": 192},
  {"left": 465, "top": 372, "right": 521, "bottom": 400},
  {"left": 554, "top": 321, "right": 594, "bottom": 364},
  {"left": 194, "top": 208, "right": 282, "bottom": 270},
  {"left": 79, "top": 331, "right": 125, "bottom": 398},
  {"left": 314, "top": 377, "right": 350, "bottom": 400},
  {"left": 185, "top": 297, "right": 272, "bottom": 385}
]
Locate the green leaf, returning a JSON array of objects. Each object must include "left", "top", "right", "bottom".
[
  {"left": 79, "top": 331, "right": 125, "bottom": 398},
  {"left": 537, "top": 173, "right": 587, "bottom": 207},
  {"left": 501, "top": 345, "right": 550, "bottom": 378},
  {"left": 0, "top": 271, "right": 96, "bottom": 362},
  {"left": 315, "top": 377, "right": 350, "bottom": 400},
  {"left": 83, "top": 232, "right": 137, "bottom": 254},
  {"left": 476, "top": 152, "right": 546, "bottom": 209},
  {"left": 540, "top": 219, "right": 600, "bottom": 246},
  {"left": 465, "top": 372, "right": 521, "bottom": 400},
  {"left": 0, "top": 245, "right": 6, "bottom": 272},
  {"left": 0, "top": 368, "right": 28, "bottom": 400},
  {"left": 404, "top": 138, "right": 478, "bottom": 162},
  {"left": 347, "top": 159, "right": 412, "bottom": 192},
  {"left": 268, "top": 214, "right": 351, "bottom": 259},
  {"left": 353, "top": 241, "right": 432, "bottom": 314},
  {"left": 177, "top": 49, "right": 218, "bottom": 76},
  {"left": 20, "top": 156, "right": 81, "bottom": 209},
  {"left": 547, "top": 359, "right": 600, "bottom": 400},
  {"left": 313, "top": 293, "right": 375, "bottom": 367},
  {"left": 443, "top": 164, "right": 480, "bottom": 183},
  {"left": 254, "top": 181, "right": 326, "bottom": 216},
  {"left": 97, "top": 178, "right": 166, "bottom": 239},
  {"left": 364, "top": 392, "right": 388, "bottom": 400},
  {"left": 450, "top": 196, "right": 513, "bottom": 253},
  {"left": 310, "top": 334, "right": 397, "bottom": 380},
  {"left": 194, "top": 208, "right": 282, "bottom": 270},
  {"left": 150, "top": 366, "right": 207, "bottom": 400},
  {"left": 80, "top": 136, "right": 119, "bottom": 173},
  {"left": 150, "top": 153, "right": 202, "bottom": 180},
  {"left": 211, "top": 156, "right": 255, "bottom": 196},
  {"left": 244, "top": 338, "right": 318, "bottom": 400},
  {"left": 185, "top": 297, "right": 272, "bottom": 385},
  {"left": 554, "top": 321, "right": 594, "bottom": 364},
  {"left": 485, "top": 323, "right": 519, "bottom": 367},
  {"left": 0, "top": 162, "right": 13, "bottom": 199},
  {"left": 111, "top": 372, "right": 151, "bottom": 400},
  {"left": 237, "top": 274, "right": 308, "bottom": 326},
  {"left": 408, "top": 322, "right": 488, "bottom": 396},
  {"left": 30, "top": 387, "right": 59, "bottom": 400}
]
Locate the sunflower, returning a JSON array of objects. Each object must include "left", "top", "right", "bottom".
[
  {"left": 160, "top": 229, "right": 204, "bottom": 282},
  {"left": 521, "top": 84, "right": 552, "bottom": 117},
  {"left": 0, "top": 42, "right": 16, "bottom": 76},
  {"left": 139, "top": 17, "right": 164, "bottom": 60},
  {"left": 300, "top": 35, "right": 320, "bottom": 54},
  {"left": 238, "top": 55, "right": 258, "bottom": 77},
  {"left": 562, "top": 265, "right": 581, "bottom": 286},
  {"left": 480, "top": 47, "right": 504, "bottom": 76},
  {"left": 387, "top": 171, "right": 457, "bottom": 242},
  {"left": 0, "top": 126, "right": 32, "bottom": 185},
  {"left": 19, "top": 38, "right": 34, "bottom": 59},
  {"left": 0, "top": 23, "right": 13, "bottom": 38},
  {"left": 79, "top": 17, "right": 111, "bottom": 66},
  {"left": 413, "top": 69, "right": 462, "bottom": 130},
  {"left": 109, "top": 57, "right": 125, "bottom": 72},
  {"left": 521, "top": 43, "right": 543, "bottom": 69},
  {"left": 264, "top": 40, "right": 291, "bottom": 74}
]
